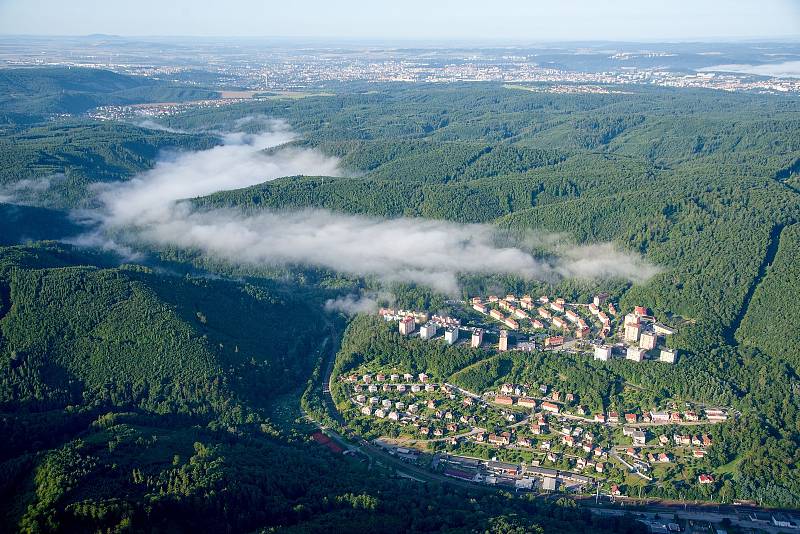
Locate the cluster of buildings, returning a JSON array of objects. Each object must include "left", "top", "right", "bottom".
[
  {"left": 668, "top": 432, "right": 716, "bottom": 461},
  {"left": 492, "top": 382, "right": 574, "bottom": 414},
  {"left": 343, "top": 369, "right": 729, "bottom": 491},
  {"left": 618, "top": 408, "right": 726, "bottom": 425},
  {"left": 87, "top": 96, "right": 255, "bottom": 121},
  {"left": 384, "top": 308, "right": 470, "bottom": 346},
  {"left": 353, "top": 297, "right": 730, "bottom": 493},
  {"left": 551, "top": 423, "right": 608, "bottom": 459},
  {"left": 16, "top": 39, "right": 800, "bottom": 97},
  {"left": 618, "top": 425, "right": 718, "bottom": 477},
  {"left": 440, "top": 453, "right": 594, "bottom": 492},
  {"left": 380, "top": 308, "right": 430, "bottom": 325},
  {"left": 593, "top": 305, "right": 678, "bottom": 363},
  {"left": 381, "top": 296, "right": 684, "bottom": 369},
  {"left": 624, "top": 429, "right": 713, "bottom": 455},
  {"left": 488, "top": 383, "right": 728, "bottom": 431},
  {"left": 472, "top": 293, "right": 607, "bottom": 340},
  {"left": 345, "top": 372, "right": 494, "bottom": 438}
]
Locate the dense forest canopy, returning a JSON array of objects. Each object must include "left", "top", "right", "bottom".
[{"left": 0, "top": 67, "right": 799, "bottom": 531}]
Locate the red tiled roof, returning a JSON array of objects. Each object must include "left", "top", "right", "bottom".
[{"left": 311, "top": 432, "right": 344, "bottom": 454}]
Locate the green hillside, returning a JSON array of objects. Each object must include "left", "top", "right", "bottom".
[
  {"left": 1, "top": 68, "right": 799, "bottom": 528},
  {"left": 0, "top": 121, "right": 219, "bottom": 208},
  {"left": 736, "top": 223, "right": 800, "bottom": 364},
  {"left": 0, "top": 67, "right": 219, "bottom": 117},
  {"left": 0, "top": 242, "right": 323, "bottom": 438},
  {"left": 0, "top": 242, "right": 639, "bottom": 534}
]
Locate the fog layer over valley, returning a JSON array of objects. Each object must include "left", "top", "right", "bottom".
[
  {"left": 85, "top": 119, "right": 660, "bottom": 294},
  {"left": 94, "top": 119, "right": 341, "bottom": 224}
]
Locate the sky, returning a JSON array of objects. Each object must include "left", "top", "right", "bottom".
[{"left": 0, "top": 0, "right": 798, "bottom": 41}]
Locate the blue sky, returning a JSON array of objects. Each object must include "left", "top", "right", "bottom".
[{"left": 0, "top": 0, "right": 798, "bottom": 41}]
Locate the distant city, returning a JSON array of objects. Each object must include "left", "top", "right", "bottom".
[{"left": 2, "top": 36, "right": 799, "bottom": 94}]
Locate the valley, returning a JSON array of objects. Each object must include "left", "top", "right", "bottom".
[{"left": 1, "top": 59, "right": 799, "bottom": 532}]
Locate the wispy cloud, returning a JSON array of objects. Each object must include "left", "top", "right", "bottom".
[
  {"left": 82, "top": 118, "right": 661, "bottom": 295},
  {"left": 122, "top": 207, "right": 555, "bottom": 294},
  {"left": 133, "top": 119, "right": 189, "bottom": 134},
  {"left": 324, "top": 292, "right": 393, "bottom": 315},
  {"left": 556, "top": 242, "right": 661, "bottom": 283},
  {"left": 93, "top": 119, "right": 339, "bottom": 225},
  {"left": 697, "top": 60, "right": 800, "bottom": 78},
  {"left": 0, "top": 175, "right": 60, "bottom": 204}
]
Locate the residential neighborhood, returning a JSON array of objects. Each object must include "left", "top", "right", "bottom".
[
  {"left": 340, "top": 368, "right": 730, "bottom": 495},
  {"left": 380, "top": 293, "right": 680, "bottom": 364}
]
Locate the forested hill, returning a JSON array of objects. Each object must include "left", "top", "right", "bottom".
[
  {"left": 0, "top": 241, "right": 642, "bottom": 533},
  {"left": 193, "top": 84, "right": 800, "bottom": 358},
  {"left": 0, "top": 122, "right": 220, "bottom": 208},
  {"left": 0, "top": 67, "right": 219, "bottom": 119},
  {"left": 0, "top": 241, "right": 323, "bottom": 417},
  {"left": 185, "top": 85, "right": 800, "bottom": 508},
  {"left": 0, "top": 70, "right": 799, "bottom": 527},
  {"left": 0, "top": 241, "right": 323, "bottom": 530}
]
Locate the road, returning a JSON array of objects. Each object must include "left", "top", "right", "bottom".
[
  {"left": 610, "top": 449, "right": 653, "bottom": 481},
  {"left": 589, "top": 506, "right": 789, "bottom": 534}
]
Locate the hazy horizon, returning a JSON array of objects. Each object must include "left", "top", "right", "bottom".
[
  {"left": 0, "top": 0, "right": 798, "bottom": 42},
  {"left": 1, "top": 34, "right": 799, "bottom": 45}
]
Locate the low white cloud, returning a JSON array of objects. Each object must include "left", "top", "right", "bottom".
[
  {"left": 555, "top": 242, "right": 661, "bottom": 283},
  {"left": 83, "top": 118, "right": 661, "bottom": 295},
  {"left": 94, "top": 119, "right": 340, "bottom": 225},
  {"left": 325, "top": 292, "right": 393, "bottom": 315},
  {"left": 697, "top": 60, "right": 800, "bottom": 78},
  {"left": 124, "top": 207, "right": 557, "bottom": 294},
  {"left": 0, "top": 175, "right": 59, "bottom": 204},
  {"left": 65, "top": 231, "right": 145, "bottom": 262}
]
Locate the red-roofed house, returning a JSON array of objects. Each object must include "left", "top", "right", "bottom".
[
  {"left": 541, "top": 401, "right": 560, "bottom": 413},
  {"left": 544, "top": 336, "right": 564, "bottom": 348}
]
